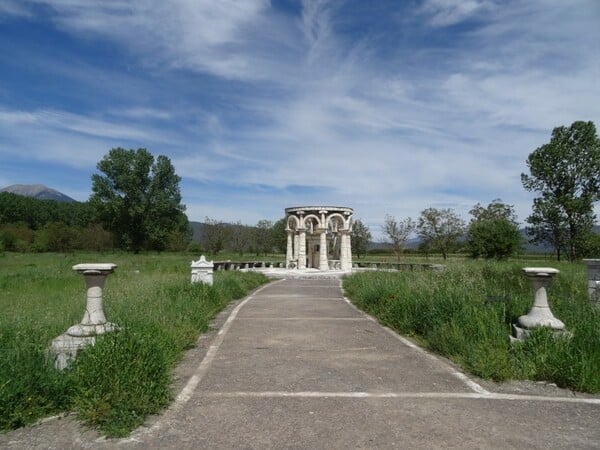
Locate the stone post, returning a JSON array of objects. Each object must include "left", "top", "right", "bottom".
[
  {"left": 68, "top": 264, "right": 118, "bottom": 337},
  {"left": 286, "top": 230, "right": 293, "bottom": 268},
  {"left": 582, "top": 259, "right": 600, "bottom": 306},
  {"left": 298, "top": 228, "right": 306, "bottom": 269},
  {"left": 191, "top": 255, "right": 214, "bottom": 285},
  {"left": 512, "top": 267, "right": 565, "bottom": 341},
  {"left": 319, "top": 229, "right": 328, "bottom": 271},
  {"left": 340, "top": 229, "right": 352, "bottom": 272},
  {"left": 50, "top": 263, "right": 117, "bottom": 369},
  {"left": 294, "top": 233, "right": 299, "bottom": 262}
]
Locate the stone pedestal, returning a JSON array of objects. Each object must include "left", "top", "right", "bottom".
[
  {"left": 582, "top": 259, "right": 600, "bottom": 307},
  {"left": 511, "top": 267, "right": 566, "bottom": 342},
  {"left": 50, "top": 263, "right": 117, "bottom": 369},
  {"left": 191, "top": 255, "right": 214, "bottom": 285}
]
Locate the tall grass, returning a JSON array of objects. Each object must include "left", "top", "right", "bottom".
[
  {"left": 0, "top": 252, "right": 268, "bottom": 436},
  {"left": 343, "top": 261, "right": 600, "bottom": 393}
]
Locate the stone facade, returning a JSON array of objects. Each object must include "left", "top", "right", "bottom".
[{"left": 285, "top": 206, "right": 353, "bottom": 272}]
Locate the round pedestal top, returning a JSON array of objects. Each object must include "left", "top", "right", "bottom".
[
  {"left": 522, "top": 267, "right": 559, "bottom": 276},
  {"left": 72, "top": 263, "right": 117, "bottom": 274}
]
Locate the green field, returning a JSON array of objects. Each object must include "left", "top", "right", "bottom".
[
  {"left": 0, "top": 252, "right": 268, "bottom": 436},
  {"left": 2, "top": 252, "right": 599, "bottom": 437}
]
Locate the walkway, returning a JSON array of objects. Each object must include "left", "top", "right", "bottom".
[{"left": 2, "top": 278, "right": 599, "bottom": 448}]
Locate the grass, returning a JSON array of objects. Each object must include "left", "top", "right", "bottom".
[
  {"left": 0, "top": 252, "right": 268, "bottom": 436},
  {"left": 343, "top": 260, "right": 600, "bottom": 393}
]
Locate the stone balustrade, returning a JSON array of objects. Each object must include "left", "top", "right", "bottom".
[{"left": 207, "top": 260, "right": 444, "bottom": 272}]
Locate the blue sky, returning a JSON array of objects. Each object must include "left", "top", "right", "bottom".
[{"left": 1, "top": 0, "right": 598, "bottom": 239}]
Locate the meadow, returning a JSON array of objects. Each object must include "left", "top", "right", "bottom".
[
  {"left": 0, "top": 252, "right": 268, "bottom": 436},
  {"left": 343, "top": 260, "right": 600, "bottom": 393},
  {"left": 2, "top": 252, "right": 599, "bottom": 438}
]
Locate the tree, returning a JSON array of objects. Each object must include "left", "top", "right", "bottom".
[
  {"left": 90, "top": 148, "right": 188, "bottom": 252},
  {"left": 466, "top": 199, "right": 522, "bottom": 260},
  {"left": 254, "top": 219, "right": 274, "bottom": 256},
  {"left": 526, "top": 198, "right": 570, "bottom": 260},
  {"left": 417, "top": 207, "right": 465, "bottom": 260},
  {"left": 382, "top": 214, "right": 415, "bottom": 260},
  {"left": 35, "top": 222, "right": 76, "bottom": 253},
  {"left": 201, "top": 217, "right": 230, "bottom": 255},
  {"left": 351, "top": 219, "right": 371, "bottom": 259},
  {"left": 229, "top": 221, "right": 251, "bottom": 256},
  {"left": 271, "top": 218, "right": 287, "bottom": 254},
  {"left": 521, "top": 121, "right": 600, "bottom": 261}
]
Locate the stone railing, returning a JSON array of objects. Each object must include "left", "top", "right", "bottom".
[
  {"left": 209, "top": 260, "right": 445, "bottom": 272},
  {"left": 213, "top": 261, "right": 286, "bottom": 271},
  {"left": 352, "top": 261, "right": 446, "bottom": 271}
]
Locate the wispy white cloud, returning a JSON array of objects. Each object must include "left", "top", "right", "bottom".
[
  {"left": 0, "top": 0, "right": 32, "bottom": 19},
  {"left": 419, "top": 0, "right": 498, "bottom": 26},
  {"left": 1, "top": 0, "right": 598, "bottom": 239}
]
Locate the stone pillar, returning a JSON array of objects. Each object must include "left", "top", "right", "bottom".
[
  {"left": 294, "top": 233, "right": 299, "bottom": 262},
  {"left": 286, "top": 230, "right": 293, "bottom": 268},
  {"left": 319, "top": 229, "right": 328, "bottom": 271},
  {"left": 50, "top": 263, "right": 117, "bottom": 369},
  {"left": 68, "top": 264, "right": 118, "bottom": 336},
  {"left": 582, "top": 259, "right": 600, "bottom": 306},
  {"left": 340, "top": 229, "right": 352, "bottom": 272},
  {"left": 512, "top": 267, "right": 565, "bottom": 341},
  {"left": 298, "top": 228, "right": 306, "bottom": 269}
]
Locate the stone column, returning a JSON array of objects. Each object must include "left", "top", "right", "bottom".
[
  {"left": 319, "top": 229, "right": 328, "bottom": 271},
  {"left": 340, "top": 229, "right": 352, "bottom": 272},
  {"left": 582, "top": 259, "right": 600, "bottom": 306},
  {"left": 298, "top": 228, "right": 306, "bottom": 269},
  {"left": 294, "top": 233, "right": 299, "bottom": 262},
  {"left": 512, "top": 267, "right": 565, "bottom": 341},
  {"left": 68, "top": 264, "right": 118, "bottom": 336},
  {"left": 286, "top": 230, "right": 293, "bottom": 268}
]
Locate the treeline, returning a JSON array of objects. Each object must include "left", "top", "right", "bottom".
[
  {"left": 1, "top": 148, "right": 192, "bottom": 254},
  {"left": 0, "top": 192, "right": 187, "bottom": 253},
  {"left": 194, "top": 219, "right": 287, "bottom": 256},
  {"left": 0, "top": 192, "right": 113, "bottom": 252},
  {"left": 0, "top": 192, "right": 290, "bottom": 255}
]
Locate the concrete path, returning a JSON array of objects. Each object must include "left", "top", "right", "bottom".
[{"left": 2, "top": 278, "right": 599, "bottom": 449}]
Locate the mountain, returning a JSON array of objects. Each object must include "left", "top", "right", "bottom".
[{"left": 0, "top": 184, "right": 77, "bottom": 202}]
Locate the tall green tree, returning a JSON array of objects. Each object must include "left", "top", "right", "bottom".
[
  {"left": 417, "top": 207, "right": 465, "bottom": 260},
  {"left": 90, "top": 148, "right": 188, "bottom": 252},
  {"left": 521, "top": 121, "right": 600, "bottom": 261},
  {"left": 466, "top": 199, "right": 522, "bottom": 260},
  {"left": 351, "top": 219, "right": 371, "bottom": 259}
]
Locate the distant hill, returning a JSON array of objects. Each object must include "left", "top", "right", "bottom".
[
  {"left": 0, "top": 184, "right": 76, "bottom": 202},
  {"left": 190, "top": 221, "right": 203, "bottom": 242}
]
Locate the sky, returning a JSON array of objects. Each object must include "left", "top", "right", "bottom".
[{"left": 0, "top": 0, "right": 599, "bottom": 240}]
